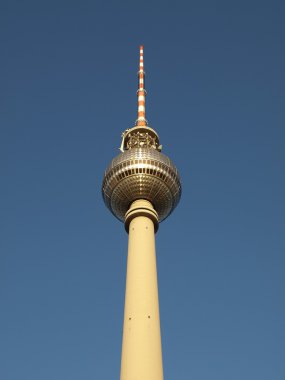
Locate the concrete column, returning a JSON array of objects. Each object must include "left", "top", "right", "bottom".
[{"left": 120, "top": 200, "right": 163, "bottom": 380}]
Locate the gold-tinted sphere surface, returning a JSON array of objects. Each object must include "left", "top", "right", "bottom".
[{"left": 102, "top": 148, "right": 181, "bottom": 222}]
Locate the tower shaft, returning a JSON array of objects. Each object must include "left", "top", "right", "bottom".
[{"left": 120, "top": 200, "right": 163, "bottom": 380}]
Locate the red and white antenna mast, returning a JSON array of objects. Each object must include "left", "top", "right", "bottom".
[
  {"left": 120, "top": 45, "right": 161, "bottom": 152},
  {"left": 135, "top": 45, "right": 148, "bottom": 126}
]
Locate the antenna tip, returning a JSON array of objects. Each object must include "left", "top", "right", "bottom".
[{"left": 140, "top": 45, "right": 144, "bottom": 50}]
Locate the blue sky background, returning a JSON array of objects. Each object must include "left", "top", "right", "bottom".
[{"left": 1, "top": 1, "right": 284, "bottom": 379}]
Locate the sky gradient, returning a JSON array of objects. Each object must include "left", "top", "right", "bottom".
[{"left": 1, "top": 1, "right": 285, "bottom": 379}]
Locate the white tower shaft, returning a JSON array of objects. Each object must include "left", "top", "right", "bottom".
[{"left": 120, "top": 200, "right": 163, "bottom": 380}]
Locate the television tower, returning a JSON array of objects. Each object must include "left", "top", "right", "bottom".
[{"left": 102, "top": 46, "right": 181, "bottom": 380}]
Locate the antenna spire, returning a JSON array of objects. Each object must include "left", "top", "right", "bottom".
[{"left": 135, "top": 45, "right": 148, "bottom": 126}]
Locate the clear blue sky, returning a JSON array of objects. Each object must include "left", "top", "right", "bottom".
[{"left": 1, "top": 1, "right": 284, "bottom": 379}]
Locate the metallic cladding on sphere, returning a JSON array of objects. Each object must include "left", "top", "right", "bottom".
[{"left": 102, "top": 147, "right": 181, "bottom": 223}]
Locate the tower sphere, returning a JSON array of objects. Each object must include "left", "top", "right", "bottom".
[{"left": 102, "top": 142, "right": 181, "bottom": 223}]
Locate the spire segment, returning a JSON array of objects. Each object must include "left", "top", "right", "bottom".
[{"left": 136, "top": 45, "right": 148, "bottom": 126}]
